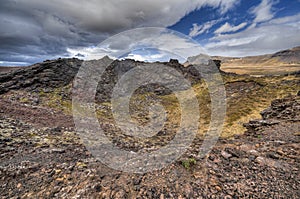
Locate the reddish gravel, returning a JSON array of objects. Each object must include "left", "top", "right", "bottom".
[{"left": 0, "top": 98, "right": 74, "bottom": 129}]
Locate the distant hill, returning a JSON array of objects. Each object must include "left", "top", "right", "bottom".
[
  {"left": 0, "top": 66, "right": 22, "bottom": 74},
  {"left": 212, "top": 46, "right": 300, "bottom": 75},
  {"left": 271, "top": 46, "right": 300, "bottom": 63},
  {"left": 213, "top": 46, "right": 300, "bottom": 67}
]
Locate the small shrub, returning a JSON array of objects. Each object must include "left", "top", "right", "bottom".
[{"left": 181, "top": 158, "right": 196, "bottom": 170}]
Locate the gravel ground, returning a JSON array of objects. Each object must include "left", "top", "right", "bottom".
[{"left": 0, "top": 94, "right": 299, "bottom": 198}]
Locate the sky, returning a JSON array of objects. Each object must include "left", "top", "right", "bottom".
[{"left": 0, "top": 0, "right": 300, "bottom": 66}]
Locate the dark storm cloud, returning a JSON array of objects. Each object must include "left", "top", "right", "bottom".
[
  {"left": 0, "top": 0, "right": 106, "bottom": 64},
  {"left": 0, "top": 0, "right": 237, "bottom": 65}
]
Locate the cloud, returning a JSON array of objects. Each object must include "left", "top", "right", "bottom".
[
  {"left": 268, "top": 13, "right": 300, "bottom": 25},
  {"left": 205, "top": 13, "right": 300, "bottom": 57},
  {"left": 189, "top": 24, "right": 208, "bottom": 37},
  {"left": 189, "top": 19, "right": 223, "bottom": 37},
  {"left": 124, "top": 52, "right": 167, "bottom": 62},
  {"left": 218, "top": 0, "right": 240, "bottom": 14},
  {"left": 0, "top": 0, "right": 240, "bottom": 65},
  {"left": 19, "top": 0, "right": 238, "bottom": 31},
  {"left": 214, "top": 22, "right": 247, "bottom": 34},
  {"left": 251, "top": 0, "right": 276, "bottom": 24},
  {"left": 0, "top": 61, "right": 30, "bottom": 67},
  {"left": 68, "top": 28, "right": 207, "bottom": 63}
]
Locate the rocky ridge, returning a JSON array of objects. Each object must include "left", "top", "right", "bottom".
[{"left": 0, "top": 57, "right": 223, "bottom": 103}]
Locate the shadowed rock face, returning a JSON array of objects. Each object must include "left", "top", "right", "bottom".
[
  {"left": 0, "top": 58, "right": 83, "bottom": 94},
  {"left": 93, "top": 59, "right": 211, "bottom": 102}
]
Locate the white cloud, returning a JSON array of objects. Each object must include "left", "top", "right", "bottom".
[
  {"left": 190, "top": 24, "right": 207, "bottom": 37},
  {"left": 251, "top": 0, "right": 276, "bottom": 24},
  {"left": 214, "top": 22, "right": 247, "bottom": 34},
  {"left": 268, "top": 13, "right": 300, "bottom": 25},
  {"left": 189, "top": 19, "right": 222, "bottom": 37},
  {"left": 124, "top": 53, "right": 167, "bottom": 62},
  {"left": 206, "top": 35, "right": 261, "bottom": 48},
  {"left": 205, "top": 13, "right": 300, "bottom": 57},
  {"left": 218, "top": 0, "right": 240, "bottom": 14}
]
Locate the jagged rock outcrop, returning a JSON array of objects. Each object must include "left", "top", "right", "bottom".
[
  {"left": 244, "top": 93, "right": 300, "bottom": 134},
  {"left": 93, "top": 59, "right": 205, "bottom": 101},
  {"left": 261, "top": 95, "right": 300, "bottom": 121},
  {"left": 0, "top": 58, "right": 83, "bottom": 94}
]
